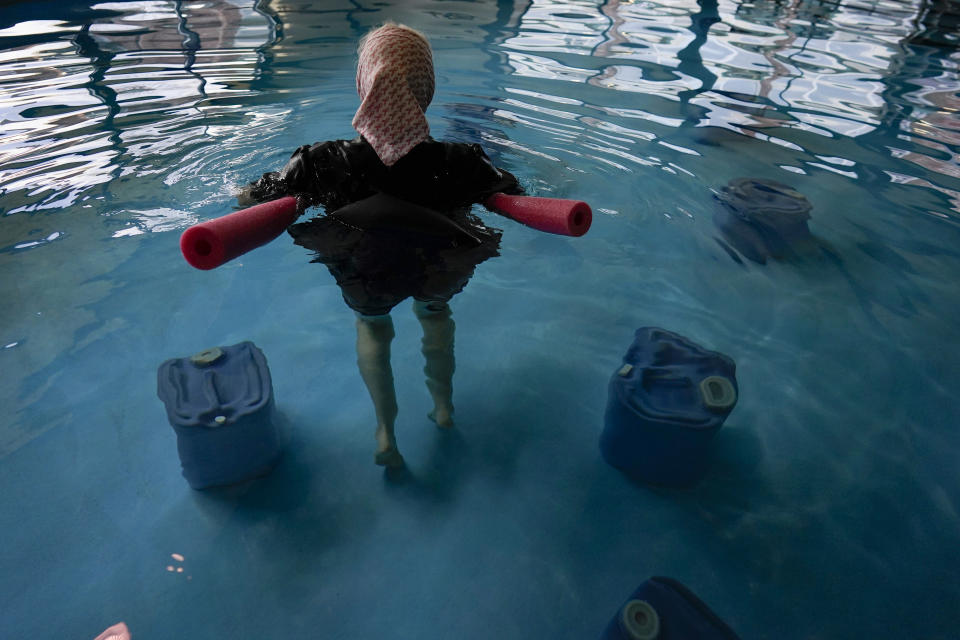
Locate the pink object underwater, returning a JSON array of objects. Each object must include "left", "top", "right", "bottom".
[
  {"left": 93, "top": 622, "right": 131, "bottom": 640},
  {"left": 180, "top": 194, "right": 592, "bottom": 270}
]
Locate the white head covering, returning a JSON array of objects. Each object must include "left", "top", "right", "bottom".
[{"left": 352, "top": 24, "right": 435, "bottom": 167}]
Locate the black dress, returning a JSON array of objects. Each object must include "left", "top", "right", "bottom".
[{"left": 245, "top": 137, "right": 522, "bottom": 316}]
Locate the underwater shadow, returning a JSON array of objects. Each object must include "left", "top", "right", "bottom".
[
  {"left": 380, "top": 353, "right": 568, "bottom": 508},
  {"left": 636, "top": 421, "right": 767, "bottom": 505},
  {"left": 190, "top": 409, "right": 380, "bottom": 552},
  {"left": 571, "top": 419, "right": 841, "bottom": 616},
  {"left": 602, "top": 417, "right": 768, "bottom": 513},
  {"left": 178, "top": 410, "right": 385, "bottom": 612},
  {"left": 620, "top": 420, "right": 860, "bottom": 599},
  {"left": 380, "top": 427, "right": 473, "bottom": 506}
]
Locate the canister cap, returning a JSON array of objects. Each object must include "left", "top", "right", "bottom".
[
  {"left": 620, "top": 599, "right": 660, "bottom": 640},
  {"left": 189, "top": 347, "right": 224, "bottom": 366},
  {"left": 613, "top": 328, "right": 738, "bottom": 427},
  {"left": 700, "top": 376, "right": 737, "bottom": 411}
]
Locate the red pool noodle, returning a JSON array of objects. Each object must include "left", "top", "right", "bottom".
[
  {"left": 180, "top": 196, "right": 298, "bottom": 270},
  {"left": 485, "top": 193, "right": 592, "bottom": 237},
  {"left": 181, "top": 192, "right": 591, "bottom": 271}
]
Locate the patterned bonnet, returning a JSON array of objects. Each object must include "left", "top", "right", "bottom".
[{"left": 352, "top": 24, "right": 435, "bottom": 167}]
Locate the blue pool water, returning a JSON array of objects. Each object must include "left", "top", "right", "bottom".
[{"left": 2, "top": 0, "right": 959, "bottom": 638}]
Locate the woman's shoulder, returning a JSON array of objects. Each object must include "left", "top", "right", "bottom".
[
  {"left": 287, "top": 137, "right": 381, "bottom": 176},
  {"left": 331, "top": 137, "right": 493, "bottom": 172},
  {"left": 300, "top": 137, "right": 372, "bottom": 157},
  {"left": 395, "top": 138, "right": 492, "bottom": 169},
  {"left": 433, "top": 138, "right": 489, "bottom": 156}
]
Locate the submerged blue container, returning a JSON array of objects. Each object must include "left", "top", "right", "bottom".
[
  {"left": 600, "top": 328, "right": 737, "bottom": 487},
  {"left": 600, "top": 577, "right": 741, "bottom": 640},
  {"left": 157, "top": 341, "right": 282, "bottom": 489}
]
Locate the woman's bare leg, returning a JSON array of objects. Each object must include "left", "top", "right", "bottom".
[
  {"left": 413, "top": 300, "right": 455, "bottom": 428},
  {"left": 355, "top": 313, "right": 404, "bottom": 467}
]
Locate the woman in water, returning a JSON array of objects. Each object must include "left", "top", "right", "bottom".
[{"left": 241, "top": 22, "right": 522, "bottom": 468}]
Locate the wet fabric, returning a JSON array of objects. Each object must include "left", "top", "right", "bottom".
[
  {"left": 328, "top": 192, "right": 482, "bottom": 248},
  {"left": 352, "top": 25, "right": 435, "bottom": 166},
  {"left": 244, "top": 137, "right": 521, "bottom": 315},
  {"left": 245, "top": 137, "right": 520, "bottom": 213},
  {"left": 291, "top": 205, "right": 501, "bottom": 316}
]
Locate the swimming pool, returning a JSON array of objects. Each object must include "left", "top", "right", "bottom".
[{"left": 2, "top": 0, "right": 958, "bottom": 637}]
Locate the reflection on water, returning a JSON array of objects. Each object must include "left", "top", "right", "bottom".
[
  {"left": 491, "top": 0, "right": 959, "bottom": 217},
  {"left": 0, "top": 0, "right": 276, "bottom": 216},
  {"left": 0, "top": 0, "right": 280, "bottom": 456},
  {"left": 0, "top": 0, "right": 957, "bottom": 222}
]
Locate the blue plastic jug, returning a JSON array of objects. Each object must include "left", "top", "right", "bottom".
[
  {"left": 157, "top": 341, "right": 282, "bottom": 489},
  {"left": 600, "top": 577, "right": 741, "bottom": 640},
  {"left": 600, "top": 328, "right": 737, "bottom": 487}
]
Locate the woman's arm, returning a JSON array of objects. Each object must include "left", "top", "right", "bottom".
[
  {"left": 236, "top": 144, "right": 312, "bottom": 206},
  {"left": 237, "top": 141, "right": 360, "bottom": 209},
  {"left": 441, "top": 142, "right": 524, "bottom": 209}
]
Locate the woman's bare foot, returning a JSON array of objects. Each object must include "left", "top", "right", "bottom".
[
  {"left": 428, "top": 407, "right": 454, "bottom": 429},
  {"left": 375, "top": 446, "right": 405, "bottom": 468}
]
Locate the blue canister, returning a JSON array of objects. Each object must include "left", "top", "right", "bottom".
[
  {"left": 157, "top": 341, "right": 282, "bottom": 489},
  {"left": 600, "top": 577, "right": 741, "bottom": 640},
  {"left": 600, "top": 328, "right": 737, "bottom": 487}
]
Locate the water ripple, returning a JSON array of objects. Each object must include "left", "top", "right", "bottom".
[
  {"left": 0, "top": 0, "right": 276, "bottom": 216},
  {"left": 0, "top": 0, "right": 958, "bottom": 228},
  {"left": 483, "top": 0, "right": 960, "bottom": 224}
]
